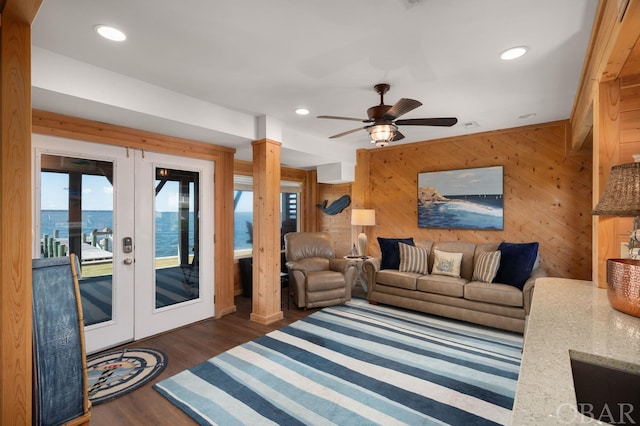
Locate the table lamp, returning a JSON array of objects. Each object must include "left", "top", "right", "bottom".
[
  {"left": 351, "top": 209, "right": 375, "bottom": 257},
  {"left": 592, "top": 161, "right": 640, "bottom": 317}
]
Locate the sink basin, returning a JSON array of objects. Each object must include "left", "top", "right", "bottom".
[{"left": 570, "top": 350, "right": 640, "bottom": 425}]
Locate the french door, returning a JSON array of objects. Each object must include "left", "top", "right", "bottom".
[{"left": 32, "top": 134, "right": 214, "bottom": 353}]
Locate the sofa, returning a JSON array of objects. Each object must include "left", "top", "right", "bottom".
[{"left": 362, "top": 239, "right": 546, "bottom": 333}]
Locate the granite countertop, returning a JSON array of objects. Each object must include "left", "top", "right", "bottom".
[{"left": 511, "top": 277, "right": 640, "bottom": 425}]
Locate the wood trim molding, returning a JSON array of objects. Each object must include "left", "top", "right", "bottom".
[
  {"left": 32, "top": 109, "right": 235, "bottom": 161},
  {"left": 593, "top": 79, "right": 621, "bottom": 288}
]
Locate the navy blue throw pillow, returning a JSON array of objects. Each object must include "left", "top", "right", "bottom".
[
  {"left": 494, "top": 242, "right": 539, "bottom": 289},
  {"left": 378, "top": 237, "right": 415, "bottom": 270}
]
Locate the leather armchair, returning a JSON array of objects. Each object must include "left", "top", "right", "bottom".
[{"left": 284, "top": 232, "right": 356, "bottom": 308}]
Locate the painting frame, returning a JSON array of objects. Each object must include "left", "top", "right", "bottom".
[{"left": 417, "top": 166, "right": 504, "bottom": 230}]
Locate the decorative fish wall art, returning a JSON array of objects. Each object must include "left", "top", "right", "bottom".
[{"left": 317, "top": 195, "right": 351, "bottom": 215}]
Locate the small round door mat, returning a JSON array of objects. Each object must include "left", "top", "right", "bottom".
[{"left": 87, "top": 348, "right": 167, "bottom": 405}]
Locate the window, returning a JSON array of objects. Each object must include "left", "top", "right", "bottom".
[{"left": 233, "top": 176, "right": 301, "bottom": 257}]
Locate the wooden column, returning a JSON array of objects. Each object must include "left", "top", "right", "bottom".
[
  {"left": 250, "top": 139, "right": 283, "bottom": 324},
  {"left": 593, "top": 79, "right": 621, "bottom": 288},
  {"left": 1, "top": 0, "right": 42, "bottom": 423}
]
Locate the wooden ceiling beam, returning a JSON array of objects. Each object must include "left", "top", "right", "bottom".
[{"left": 570, "top": 0, "right": 640, "bottom": 151}]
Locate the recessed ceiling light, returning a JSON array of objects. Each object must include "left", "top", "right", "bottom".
[
  {"left": 95, "top": 25, "right": 127, "bottom": 42},
  {"left": 500, "top": 46, "right": 527, "bottom": 60},
  {"left": 295, "top": 108, "right": 310, "bottom": 116},
  {"left": 462, "top": 121, "right": 479, "bottom": 129},
  {"left": 518, "top": 113, "right": 536, "bottom": 119}
]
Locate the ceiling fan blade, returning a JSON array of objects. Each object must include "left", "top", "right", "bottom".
[
  {"left": 317, "top": 115, "right": 369, "bottom": 122},
  {"left": 384, "top": 98, "right": 422, "bottom": 120},
  {"left": 393, "top": 130, "right": 405, "bottom": 141},
  {"left": 329, "top": 127, "right": 364, "bottom": 139},
  {"left": 395, "top": 117, "right": 458, "bottom": 127}
]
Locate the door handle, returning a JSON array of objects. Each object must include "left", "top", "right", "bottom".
[{"left": 123, "top": 258, "right": 133, "bottom": 265}]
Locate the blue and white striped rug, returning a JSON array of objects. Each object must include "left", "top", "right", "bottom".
[{"left": 153, "top": 300, "right": 522, "bottom": 425}]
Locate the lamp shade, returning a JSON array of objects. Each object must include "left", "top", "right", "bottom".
[
  {"left": 592, "top": 162, "right": 640, "bottom": 216},
  {"left": 351, "top": 209, "right": 376, "bottom": 226}
]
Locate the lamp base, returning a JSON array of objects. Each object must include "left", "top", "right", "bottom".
[
  {"left": 357, "top": 232, "right": 367, "bottom": 257},
  {"left": 606, "top": 259, "right": 640, "bottom": 318}
]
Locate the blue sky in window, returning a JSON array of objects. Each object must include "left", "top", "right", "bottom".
[{"left": 41, "top": 172, "right": 182, "bottom": 211}]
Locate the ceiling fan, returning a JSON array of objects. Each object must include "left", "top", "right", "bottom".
[{"left": 318, "top": 83, "right": 457, "bottom": 147}]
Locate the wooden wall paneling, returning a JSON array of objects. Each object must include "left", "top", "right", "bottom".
[
  {"left": 317, "top": 183, "right": 353, "bottom": 256},
  {"left": 620, "top": 110, "right": 640, "bottom": 142},
  {"left": 593, "top": 79, "right": 622, "bottom": 288},
  {"left": 214, "top": 151, "right": 237, "bottom": 317},
  {"left": 353, "top": 149, "right": 373, "bottom": 253},
  {"left": 1, "top": 1, "right": 42, "bottom": 423},
  {"left": 305, "top": 170, "right": 319, "bottom": 232},
  {"left": 250, "top": 139, "right": 283, "bottom": 325},
  {"left": 362, "top": 121, "right": 592, "bottom": 281}
]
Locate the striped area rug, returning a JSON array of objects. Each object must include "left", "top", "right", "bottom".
[{"left": 153, "top": 300, "right": 522, "bottom": 425}]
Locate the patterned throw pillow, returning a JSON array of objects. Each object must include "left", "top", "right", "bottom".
[
  {"left": 399, "top": 242, "right": 429, "bottom": 274},
  {"left": 432, "top": 249, "right": 463, "bottom": 277},
  {"left": 472, "top": 250, "right": 501, "bottom": 283}
]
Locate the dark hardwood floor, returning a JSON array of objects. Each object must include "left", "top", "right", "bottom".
[{"left": 89, "top": 295, "right": 316, "bottom": 425}]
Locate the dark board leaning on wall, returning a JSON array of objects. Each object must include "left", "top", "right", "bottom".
[{"left": 32, "top": 255, "right": 89, "bottom": 426}]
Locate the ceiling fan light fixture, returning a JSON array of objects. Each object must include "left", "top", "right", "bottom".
[{"left": 368, "top": 123, "right": 397, "bottom": 146}]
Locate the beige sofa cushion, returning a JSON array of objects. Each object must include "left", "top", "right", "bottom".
[
  {"left": 417, "top": 275, "right": 466, "bottom": 297},
  {"left": 464, "top": 281, "right": 523, "bottom": 307},
  {"left": 376, "top": 269, "right": 420, "bottom": 290}
]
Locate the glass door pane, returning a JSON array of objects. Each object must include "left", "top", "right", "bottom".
[
  {"left": 154, "top": 168, "right": 199, "bottom": 308},
  {"left": 40, "top": 154, "right": 114, "bottom": 326}
]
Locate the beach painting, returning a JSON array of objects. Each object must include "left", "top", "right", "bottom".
[{"left": 418, "top": 166, "right": 503, "bottom": 230}]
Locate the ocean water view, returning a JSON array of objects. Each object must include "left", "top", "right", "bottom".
[
  {"left": 418, "top": 195, "right": 503, "bottom": 230},
  {"left": 41, "top": 210, "right": 200, "bottom": 257}
]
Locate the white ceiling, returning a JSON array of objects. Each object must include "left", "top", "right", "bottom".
[{"left": 31, "top": 0, "right": 599, "bottom": 170}]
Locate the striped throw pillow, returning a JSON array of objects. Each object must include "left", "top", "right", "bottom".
[
  {"left": 472, "top": 250, "right": 502, "bottom": 283},
  {"left": 399, "top": 242, "right": 429, "bottom": 274}
]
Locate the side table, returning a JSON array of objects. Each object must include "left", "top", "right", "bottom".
[{"left": 344, "top": 256, "right": 370, "bottom": 293}]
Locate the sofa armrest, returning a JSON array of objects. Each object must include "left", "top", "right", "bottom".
[
  {"left": 363, "top": 257, "right": 381, "bottom": 297},
  {"left": 522, "top": 267, "right": 547, "bottom": 315}
]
